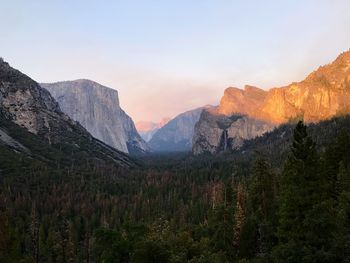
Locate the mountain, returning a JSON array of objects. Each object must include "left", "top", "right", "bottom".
[
  {"left": 0, "top": 58, "right": 132, "bottom": 166},
  {"left": 192, "top": 108, "right": 275, "bottom": 155},
  {"left": 41, "top": 80, "right": 149, "bottom": 154},
  {"left": 149, "top": 106, "right": 212, "bottom": 152},
  {"left": 193, "top": 50, "right": 350, "bottom": 155},
  {"left": 136, "top": 117, "right": 170, "bottom": 142}
]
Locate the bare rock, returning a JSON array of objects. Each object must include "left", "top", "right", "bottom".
[{"left": 42, "top": 80, "right": 149, "bottom": 154}]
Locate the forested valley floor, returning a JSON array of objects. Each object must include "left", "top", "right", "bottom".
[{"left": 1, "top": 118, "right": 350, "bottom": 262}]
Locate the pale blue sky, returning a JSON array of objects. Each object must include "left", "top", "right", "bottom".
[{"left": 1, "top": 0, "right": 350, "bottom": 122}]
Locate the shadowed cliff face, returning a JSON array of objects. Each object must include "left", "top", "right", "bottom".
[
  {"left": 193, "top": 50, "right": 350, "bottom": 155},
  {"left": 149, "top": 106, "right": 212, "bottom": 152},
  {"left": 192, "top": 109, "right": 274, "bottom": 155},
  {"left": 42, "top": 80, "right": 149, "bottom": 154},
  {"left": 0, "top": 59, "right": 71, "bottom": 142}
]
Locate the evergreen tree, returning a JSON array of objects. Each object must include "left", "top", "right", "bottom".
[
  {"left": 93, "top": 228, "right": 130, "bottom": 263},
  {"left": 234, "top": 182, "right": 247, "bottom": 253},
  {"left": 207, "top": 182, "right": 236, "bottom": 260},
  {"left": 323, "top": 131, "right": 350, "bottom": 200},
  {"left": 333, "top": 162, "right": 350, "bottom": 262},
  {"left": 241, "top": 154, "right": 277, "bottom": 259},
  {"left": 274, "top": 121, "right": 335, "bottom": 262}
]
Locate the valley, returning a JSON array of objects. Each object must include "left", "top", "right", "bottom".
[{"left": 0, "top": 49, "right": 350, "bottom": 262}]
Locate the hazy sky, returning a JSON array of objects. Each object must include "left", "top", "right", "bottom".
[{"left": 1, "top": 0, "right": 350, "bottom": 122}]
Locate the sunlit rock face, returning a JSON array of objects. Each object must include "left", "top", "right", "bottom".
[
  {"left": 259, "top": 51, "right": 350, "bottom": 123},
  {"left": 42, "top": 80, "right": 149, "bottom": 154},
  {"left": 217, "top": 85, "right": 267, "bottom": 116},
  {"left": 193, "top": 50, "right": 350, "bottom": 155}
]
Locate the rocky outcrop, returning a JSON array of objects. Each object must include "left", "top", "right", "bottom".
[
  {"left": 222, "top": 51, "right": 350, "bottom": 124},
  {"left": 192, "top": 109, "right": 274, "bottom": 155},
  {"left": 193, "top": 50, "right": 350, "bottom": 155},
  {"left": 217, "top": 85, "right": 267, "bottom": 116},
  {"left": 0, "top": 58, "right": 132, "bottom": 166},
  {"left": 149, "top": 106, "right": 212, "bottom": 152},
  {"left": 136, "top": 117, "right": 170, "bottom": 142},
  {"left": 0, "top": 59, "right": 72, "bottom": 142},
  {"left": 42, "top": 80, "right": 149, "bottom": 154}
]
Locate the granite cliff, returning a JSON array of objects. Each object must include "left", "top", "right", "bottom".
[
  {"left": 149, "top": 106, "right": 212, "bottom": 152},
  {"left": 42, "top": 80, "right": 149, "bottom": 154},
  {"left": 193, "top": 50, "right": 350, "bottom": 155},
  {"left": 0, "top": 58, "right": 132, "bottom": 166}
]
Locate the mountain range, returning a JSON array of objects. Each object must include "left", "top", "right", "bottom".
[{"left": 1, "top": 50, "right": 350, "bottom": 158}]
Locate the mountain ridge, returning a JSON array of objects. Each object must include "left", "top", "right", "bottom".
[{"left": 193, "top": 50, "right": 350, "bottom": 155}]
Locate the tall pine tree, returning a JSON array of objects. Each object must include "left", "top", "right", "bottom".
[
  {"left": 241, "top": 154, "right": 277, "bottom": 259},
  {"left": 274, "top": 121, "right": 335, "bottom": 262}
]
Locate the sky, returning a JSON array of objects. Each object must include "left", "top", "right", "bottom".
[{"left": 1, "top": 0, "right": 350, "bottom": 122}]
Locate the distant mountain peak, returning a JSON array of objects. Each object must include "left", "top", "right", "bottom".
[
  {"left": 136, "top": 117, "right": 171, "bottom": 142},
  {"left": 149, "top": 106, "right": 214, "bottom": 152}
]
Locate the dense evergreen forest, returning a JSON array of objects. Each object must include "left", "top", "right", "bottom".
[{"left": 1, "top": 117, "right": 350, "bottom": 262}]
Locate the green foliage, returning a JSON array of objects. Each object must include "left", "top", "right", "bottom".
[
  {"left": 1, "top": 118, "right": 350, "bottom": 262},
  {"left": 94, "top": 229, "right": 130, "bottom": 262},
  {"left": 274, "top": 121, "right": 337, "bottom": 262}
]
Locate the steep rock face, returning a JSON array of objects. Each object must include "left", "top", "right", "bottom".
[
  {"left": 228, "top": 51, "right": 350, "bottom": 124},
  {"left": 0, "top": 58, "right": 72, "bottom": 142},
  {"left": 193, "top": 50, "right": 350, "bottom": 155},
  {"left": 42, "top": 80, "right": 149, "bottom": 154},
  {"left": 192, "top": 109, "right": 274, "bottom": 155},
  {"left": 149, "top": 106, "right": 211, "bottom": 152},
  {"left": 218, "top": 85, "right": 267, "bottom": 116},
  {"left": 136, "top": 117, "right": 170, "bottom": 142},
  {"left": 0, "top": 58, "right": 132, "bottom": 166}
]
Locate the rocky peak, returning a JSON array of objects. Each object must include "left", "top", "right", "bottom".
[
  {"left": 219, "top": 50, "right": 350, "bottom": 124},
  {"left": 259, "top": 51, "right": 350, "bottom": 124},
  {"left": 42, "top": 80, "right": 149, "bottom": 154},
  {"left": 136, "top": 117, "right": 170, "bottom": 132},
  {"left": 193, "top": 50, "right": 350, "bottom": 155},
  {"left": 304, "top": 50, "right": 350, "bottom": 89},
  {"left": 217, "top": 85, "right": 267, "bottom": 116},
  {"left": 0, "top": 59, "right": 69, "bottom": 139},
  {"left": 136, "top": 117, "right": 171, "bottom": 142},
  {"left": 149, "top": 106, "right": 213, "bottom": 152}
]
